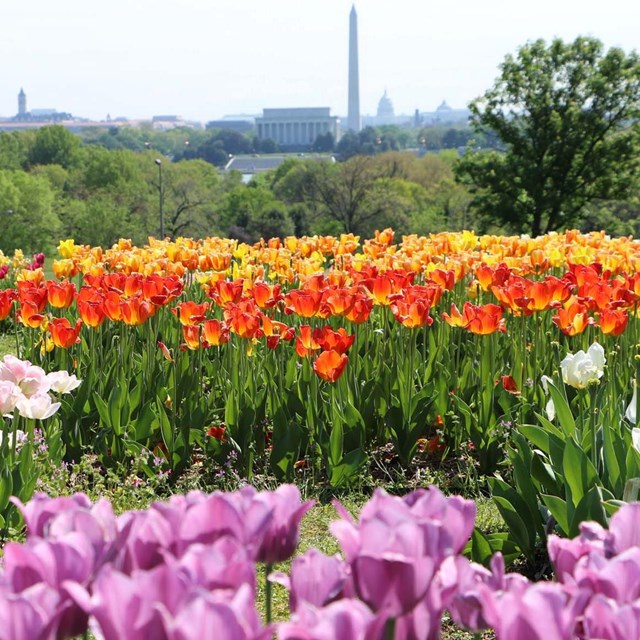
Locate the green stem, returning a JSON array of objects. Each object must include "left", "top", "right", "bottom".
[
  {"left": 384, "top": 617, "right": 396, "bottom": 640},
  {"left": 265, "top": 563, "right": 273, "bottom": 624},
  {"left": 589, "top": 385, "right": 598, "bottom": 470}
]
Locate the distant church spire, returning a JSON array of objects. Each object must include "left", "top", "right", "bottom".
[
  {"left": 18, "top": 88, "right": 27, "bottom": 117},
  {"left": 347, "top": 5, "right": 361, "bottom": 132}
]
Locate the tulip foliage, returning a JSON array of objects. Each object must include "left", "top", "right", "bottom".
[
  {"left": 3, "top": 485, "right": 640, "bottom": 639},
  {"left": 3, "top": 229, "right": 640, "bottom": 495},
  {"left": 0, "top": 355, "right": 81, "bottom": 532}
]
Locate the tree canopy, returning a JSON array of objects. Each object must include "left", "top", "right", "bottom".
[{"left": 456, "top": 37, "right": 640, "bottom": 236}]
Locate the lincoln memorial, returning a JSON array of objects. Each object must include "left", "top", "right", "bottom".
[{"left": 255, "top": 108, "right": 341, "bottom": 149}]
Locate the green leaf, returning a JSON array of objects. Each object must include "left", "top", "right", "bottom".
[
  {"left": 489, "top": 476, "right": 537, "bottom": 560},
  {"left": 330, "top": 420, "right": 344, "bottom": 465},
  {"left": 108, "top": 385, "right": 125, "bottom": 436},
  {"left": 562, "top": 437, "right": 599, "bottom": 508},
  {"left": 93, "top": 392, "right": 111, "bottom": 427},
  {"left": 0, "top": 467, "right": 13, "bottom": 511},
  {"left": 546, "top": 380, "right": 576, "bottom": 437},
  {"left": 569, "top": 486, "right": 607, "bottom": 537},
  {"left": 541, "top": 494, "right": 570, "bottom": 536},
  {"left": 468, "top": 527, "right": 493, "bottom": 566}
]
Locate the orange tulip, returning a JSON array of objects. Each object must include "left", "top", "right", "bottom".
[
  {"left": 552, "top": 298, "right": 591, "bottom": 336},
  {"left": 295, "top": 325, "right": 321, "bottom": 358},
  {"left": 284, "top": 289, "right": 323, "bottom": 318},
  {"left": 465, "top": 303, "right": 506, "bottom": 335},
  {"left": 208, "top": 279, "right": 245, "bottom": 307},
  {"left": 17, "top": 282, "right": 48, "bottom": 312},
  {"left": 121, "top": 296, "right": 154, "bottom": 326},
  {"left": 251, "top": 281, "right": 282, "bottom": 309},
  {"left": 344, "top": 296, "right": 373, "bottom": 324},
  {"left": 427, "top": 268, "right": 456, "bottom": 291},
  {"left": 171, "top": 301, "right": 209, "bottom": 326},
  {"left": 142, "top": 274, "right": 183, "bottom": 306},
  {"left": 0, "top": 289, "right": 17, "bottom": 320},
  {"left": 442, "top": 302, "right": 472, "bottom": 329},
  {"left": 391, "top": 298, "right": 433, "bottom": 328},
  {"left": 322, "top": 287, "right": 356, "bottom": 317},
  {"left": 182, "top": 324, "right": 202, "bottom": 350},
  {"left": 224, "top": 302, "right": 261, "bottom": 340},
  {"left": 77, "top": 299, "right": 106, "bottom": 328},
  {"left": 102, "top": 291, "right": 123, "bottom": 322},
  {"left": 18, "top": 301, "right": 44, "bottom": 328},
  {"left": 597, "top": 309, "right": 628, "bottom": 336},
  {"left": 46, "top": 279, "right": 76, "bottom": 309},
  {"left": 203, "top": 318, "right": 231, "bottom": 346},
  {"left": 313, "top": 349, "right": 349, "bottom": 383},
  {"left": 313, "top": 326, "right": 355, "bottom": 354},
  {"left": 49, "top": 317, "right": 82, "bottom": 348},
  {"left": 261, "top": 316, "right": 294, "bottom": 349}
]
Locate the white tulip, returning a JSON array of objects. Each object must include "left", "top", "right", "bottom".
[
  {"left": 0, "top": 429, "right": 26, "bottom": 448},
  {"left": 0, "top": 380, "right": 20, "bottom": 416},
  {"left": 560, "top": 342, "right": 605, "bottom": 389},
  {"left": 46, "top": 371, "right": 82, "bottom": 394},
  {"left": 626, "top": 381, "right": 638, "bottom": 425},
  {"left": 15, "top": 393, "right": 61, "bottom": 420},
  {"left": 540, "top": 375, "right": 556, "bottom": 421}
]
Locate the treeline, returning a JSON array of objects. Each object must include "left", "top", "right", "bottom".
[
  {"left": 1, "top": 120, "right": 639, "bottom": 256},
  {"left": 0, "top": 125, "right": 479, "bottom": 253}
]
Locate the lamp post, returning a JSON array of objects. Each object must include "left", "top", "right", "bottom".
[{"left": 155, "top": 159, "right": 164, "bottom": 239}]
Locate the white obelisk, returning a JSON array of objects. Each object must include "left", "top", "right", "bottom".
[{"left": 347, "top": 5, "right": 361, "bottom": 132}]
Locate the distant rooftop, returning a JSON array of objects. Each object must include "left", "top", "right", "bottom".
[
  {"left": 262, "top": 107, "right": 332, "bottom": 119},
  {"left": 225, "top": 153, "right": 334, "bottom": 175}
]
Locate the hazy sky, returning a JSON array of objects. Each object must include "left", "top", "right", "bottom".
[{"left": 1, "top": 0, "right": 638, "bottom": 123}]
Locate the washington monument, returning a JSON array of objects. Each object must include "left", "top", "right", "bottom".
[{"left": 347, "top": 5, "right": 361, "bottom": 132}]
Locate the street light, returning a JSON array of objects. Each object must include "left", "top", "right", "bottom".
[{"left": 155, "top": 159, "right": 164, "bottom": 239}]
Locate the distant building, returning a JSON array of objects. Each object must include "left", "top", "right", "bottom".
[
  {"left": 207, "top": 119, "right": 255, "bottom": 134},
  {"left": 18, "top": 88, "right": 26, "bottom": 118},
  {"left": 361, "top": 90, "right": 410, "bottom": 127},
  {"left": 377, "top": 90, "right": 394, "bottom": 120},
  {"left": 255, "top": 108, "right": 340, "bottom": 150},
  {"left": 224, "top": 154, "right": 335, "bottom": 183},
  {"left": 421, "top": 101, "right": 471, "bottom": 126},
  {"left": 151, "top": 115, "right": 193, "bottom": 130},
  {"left": 31, "top": 108, "right": 58, "bottom": 118}
]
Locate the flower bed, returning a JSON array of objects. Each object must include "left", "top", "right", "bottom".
[{"left": 3, "top": 485, "right": 640, "bottom": 639}]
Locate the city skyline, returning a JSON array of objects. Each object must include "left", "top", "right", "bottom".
[{"left": 1, "top": 0, "right": 638, "bottom": 123}]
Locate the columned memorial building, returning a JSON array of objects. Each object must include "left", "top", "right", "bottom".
[{"left": 255, "top": 108, "right": 340, "bottom": 149}]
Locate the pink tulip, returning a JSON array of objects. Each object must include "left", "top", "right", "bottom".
[
  {"left": 583, "top": 594, "right": 640, "bottom": 640},
  {"left": 330, "top": 487, "right": 475, "bottom": 617},
  {"left": 609, "top": 503, "right": 640, "bottom": 555},
  {"left": 278, "top": 599, "right": 377, "bottom": 640},
  {"left": 12, "top": 493, "right": 92, "bottom": 538},
  {"left": 272, "top": 549, "right": 348, "bottom": 612},
  {"left": 253, "top": 485, "right": 315, "bottom": 565},
  {"left": 0, "top": 583, "right": 62, "bottom": 640},
  {"left": 160, "top": 584, "right": 270, "bottom": 640},
  {"left": 0, "top": 355, "right": 32, "bottom": 385},
  {"left": 65, "top": 564, "right": 187, "bottom": 640}
]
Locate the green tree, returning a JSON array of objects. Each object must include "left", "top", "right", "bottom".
[
  {"left": 0, "top": 131, "right": 36, "bottom": 170},
  {"left": 456, "top": 37, "right": 640, "bottom": 236},
  {"left": 28, "top": 125, "right": 81, "bottom": 168},
  {"left": 0, "top": 170, "right": 60, "bottom": 253}
]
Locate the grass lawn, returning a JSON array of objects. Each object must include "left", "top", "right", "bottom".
[{"left": 0, "top": 332, "right": 14, "bottom": 358}]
